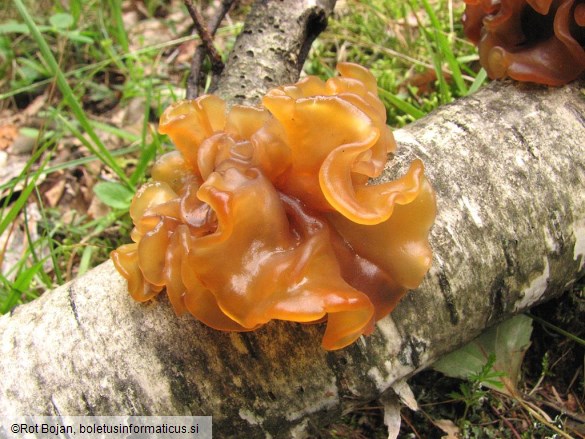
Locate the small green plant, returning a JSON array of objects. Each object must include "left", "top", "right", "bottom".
[
  {"left": 448, "top": 353, "right": 506, "bottom": 419},
  {"left": 0, "top": 260, "right": 45, "bottom": 314}
]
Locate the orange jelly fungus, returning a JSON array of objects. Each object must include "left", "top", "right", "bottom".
[
  {"left": 463, "top": 0, "right": 585, "bottom": 85},
  {"left": 111, "top": 63, "right": 436, "bottom": 350}
]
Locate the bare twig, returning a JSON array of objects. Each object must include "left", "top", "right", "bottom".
[
  {"left": 490, "top": 405, "right": 523, "bottom": 439},
  {"left": 185, "top": 0, "right": 236, "bottom": 99},
  {"left": 524, "top": 392, "right": 585, "bottom": 425},
  {"left": 184, "top": 0, "right": 223, "bottom": 70}
]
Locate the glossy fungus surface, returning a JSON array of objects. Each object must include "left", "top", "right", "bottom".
[
  {"left": 111, "top": 63, "right": 436, "bottom": 350},
  {"left": 463, "top": 0, "right": 585, "bottom": 85}
]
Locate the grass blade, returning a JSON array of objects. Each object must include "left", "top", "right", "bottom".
[
  {"left": 527, "top": 313, "right": 585, "bottom": 347},
  {"left": 468, "top": 68, "right": 488, "bottom": 94},
  {"left": 416, "top": 0, "right": 468, "bottom": 96},
  {"left": 0, "top": 138, "right": 51, "bottom": 237},
  {"left": 0, "top": 259, "right": 44, "bottom": 313},
  {"left": 378, "top": 88, "right": 425, "bottom": 120},
  {"left": 131, "top": 79, "right": 156, "bottom": 185},
  {"left": 12, "top": 0, "right": 132, "bottom": 188},
  {"left": 107, "top": 0, "right": 129, "bottom": 53}
]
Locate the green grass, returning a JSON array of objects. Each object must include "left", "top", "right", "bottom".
[
  {"left": 0, "top": 0, "right": 230, "bottom": 306},
  {"left": 306, "top": 0, "right": 484, "bottom": 126}
]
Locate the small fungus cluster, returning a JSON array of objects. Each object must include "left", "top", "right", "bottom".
[
  {"left": 111, "top": 63, "right": 436, "bottom": 350},
  {"left": 463, "top": 0, "right": 585, "bottom": 85}
]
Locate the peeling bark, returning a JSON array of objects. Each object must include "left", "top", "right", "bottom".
[{"left": 1, "top": 0, "right": 584, "bottom": 437}]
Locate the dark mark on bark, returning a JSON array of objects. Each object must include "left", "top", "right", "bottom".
[
  {"left": 398, "top": 336, "right": 427, "bottom": 369},
  {"left": 448, "top": 118, "right": 471, "bottom": 136},
  {"left": 240, "top": 332, "right": 260, "bottom": 361},
  {"left": 502, "top": 238, "right": 519, "bottom": 276},
  {"left": 437, "top": 270, "right": 459, "bottom": 325},
  {"left": 487, "top": 274, "right": 506, "bottom": 324},
  {"left": 564, "top": 102, "right": 585, "bottom": 129},
  {"left": 81, "top": 391, "right": 95, "bottom": 416},
  {"left": 68, "top": 285, "right": 81, "bottom": 328},
  {"left": 511, "top": 126, "right": 536, "bottom": 159}
]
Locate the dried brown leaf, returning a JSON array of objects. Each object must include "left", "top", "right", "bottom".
[
  {"left": 0, "top": 125, "right": 18, "bottom": 151},
  {"left": 44, "top": 178, "right": 66, "bottom": 207},
  {"left": 434, "top": 419, "right": 460, "bottom": 439}
]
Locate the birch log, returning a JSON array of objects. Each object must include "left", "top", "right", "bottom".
[{"left": 1, "top": 0, "right": 585, "bottom": 437}]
